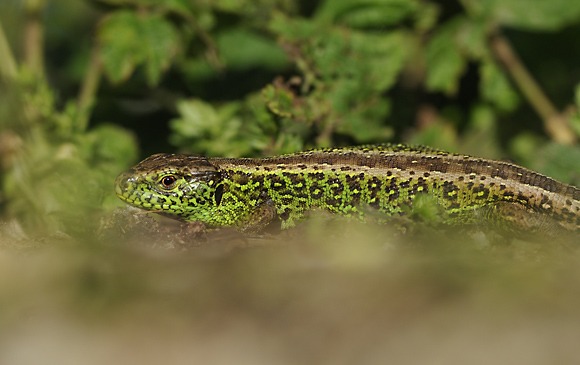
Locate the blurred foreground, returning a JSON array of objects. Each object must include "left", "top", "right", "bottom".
[{"left": 0, "top": 215, "right": 579, "bottom": 364}]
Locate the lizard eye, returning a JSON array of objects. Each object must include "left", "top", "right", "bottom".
[{"left": 159, "top": 175, "right": 177, "bottom": 189}]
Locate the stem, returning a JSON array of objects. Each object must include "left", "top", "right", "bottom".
[
  {"left": 24, "top": 0, "right": 45, "bottom": 78},
  {"left": 490, "top": 33, "right": 576, "bottom": 144},
  {"left": 0, "top": 20, "right": 18, "bottom": 80},
  {"left": 185, "top": 14, "right": 223, "bottom": 70},
  {"left": 77, "top": 44, "right": 102, "bottom": 131}
]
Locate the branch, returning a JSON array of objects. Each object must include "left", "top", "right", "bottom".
[
  {"left": 24, "top": 0, "right": 46, "bottom": 78},
  {"left": 0, "top": 20, "right": 17, "bottom": 80},
  {"left": 490, "top": 33, "right": 576, "bottom": 144},
  {"left": 77, "top": 44, "right": 102, "bottom": 131}
]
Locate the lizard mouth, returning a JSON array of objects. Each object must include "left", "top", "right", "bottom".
[
  {"left": 115, "top": 191, "right": 134, "bottom": 204},
  {"left": 114, "top": 171, "right": 143, "bottom": 205},
  {"left": 114, "top": 182, "right": 126, "bottom": 199}
]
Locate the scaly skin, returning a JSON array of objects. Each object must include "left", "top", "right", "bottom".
[{"left": 115, "top": 144, "right": 580, "bottom": 233}]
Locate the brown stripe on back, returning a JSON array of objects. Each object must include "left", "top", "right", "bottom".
[{"left": 212, "top": 149, "right": 579, "bottom": 201}]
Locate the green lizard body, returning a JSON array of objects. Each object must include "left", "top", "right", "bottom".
[{"left": 115, "top": 145, "right": 580, "bottom": 234}]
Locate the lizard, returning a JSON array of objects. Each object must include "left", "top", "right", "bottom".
[{"left": 114, "top": 144, "right": 580, "bottom": 235}]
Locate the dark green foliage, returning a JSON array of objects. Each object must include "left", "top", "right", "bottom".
[{"left": 99, "top": 10, "right": 181, "bottom": 86}]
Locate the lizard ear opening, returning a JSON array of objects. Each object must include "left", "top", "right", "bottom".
[{"left": 214, "top": 184, "right": 224, "bottom": 206}]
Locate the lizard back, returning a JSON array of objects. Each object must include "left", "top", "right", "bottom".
[{"left": 211, "top": 146, "right": 579, "bottom": 229}]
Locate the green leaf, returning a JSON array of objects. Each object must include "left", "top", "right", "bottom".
[
  {"left": 216, "top": 30, "right": 288, "bottom": 71},
  {"left": 98, "top": 11, "right": 143, "bottom": 83},
  {"left": 425, "top": 18, "right": 466, "bottom": 95},
  {"left": 408, "top": 116, "right": 460, "bottom": 151},
  {"left": 456, "top": 18, "right": 487, "bottom": 60},
  {"left": 140, "top": 15, "right": 180, "bottom": 86},
  {"left": 262, "top": 84, "right": 296, "bottom": 119},
  {"left": 480, "top": 61, "right": 519, "bottom": 111},
  {"left": 511, "top": 139, "right": 580, "bottom": 184},
  {"left": 334, "top": 96, "right": 394, "bottom": 142},
  {"left": 269, "top": 15, "right": 409, "bottom": 144},
  {"left": 95, "top": 0, "right": 192, "bottom": 15},
  {"left": 315, "top": 0, "right": 418, "bottom": 27},
  {"left": 487, "top": 0, "right": 580, "bottom": 31},
  {"left": 351, "top": 31, "right": 409, "bottom": 92},
  {"left": 460, "top": 104, "right": 502, "bottom": 158},
  {"left": 269, "top": 13, "right": 317, "bottom": 41},
  {"left": 171, "top": 99, "right": 223, "bottom": 139},
  {"left": 408, "top": 193, "right": 445, "bottom": 223},
  {"left": 570, "top": 115, "right": 580, "bottom": 138},
  {"left": 414, "top": 2, "right": 439, "bottom": 32},
  {"left": 84, "top": 124, "right": 139, "bottom": 168},
  {"left": 170, "top": 99, "right": 269, "bottom": 157},
  {"left": 98, "top": 10, "right": 179, "bottom": 85},
  {"left": 509, "top": 133, "right": 543, "bottom": 166},
  {"left": 160, "top": 0, "right": 194, "bottom": 16},
  {"left": 535, "top": 143, "right": 580, "bottom": 184},
  {"left": 572, "top": 84, "right": 580, "bottom": 137}
]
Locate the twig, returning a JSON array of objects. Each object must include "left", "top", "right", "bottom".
[
  {"left": 77, "top": 44, "right": 102, "bottom": 131},
  {"left": 24, "top": 0, "right": 46, "bottom": 78},
  {"left": 490, "top": 33, "right": 576, "bottom": 144},
  {"left": 0, "top": 20, "right": 18, "bottom": 80}
]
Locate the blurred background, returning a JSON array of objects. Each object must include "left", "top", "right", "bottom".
[{"left": 0, "top": 0, "right": 580, "bottom": 363}]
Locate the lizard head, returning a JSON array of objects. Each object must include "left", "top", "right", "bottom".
[{"left": 115, "top": 154, "right": 223, "bottom": 221}]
